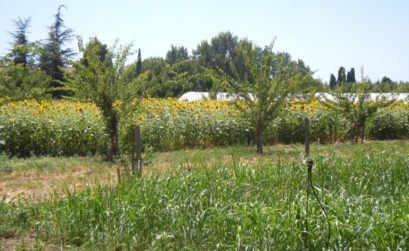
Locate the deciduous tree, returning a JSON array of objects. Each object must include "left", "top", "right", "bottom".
[
  {"left": 67, "top": 38, "right": 135, "bottom": 161},
  {"left": 229, "top": 41, "right": 315, "bottom": 154}
]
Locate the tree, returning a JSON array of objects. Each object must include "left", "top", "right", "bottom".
[
  {"left": 39, "top": 5, "right": 75, "bottom": 98},
  {"left": 193, "top": 32, "right": 239, "bottom": 78},
  {"left": 0, "top": 58, "right": 51, "bottom": 102},
  {"left": 8, "top": 17, "right": 32, "bottom": 66},
  {"left": 325, "top": 81, "right": 394, "bottom": 143},
  {"left": 79, "top": 36, "right": 109, "bottom": 67},
  {"left": 0, "top": 17, "right": 51, "bottom": 102},
  {"left": 166, "top": 45, "right": 189, "bottom": 65},
  {"left": 136, "top": 48, "right": 142, "bottom": 76},
  {"left": 329, "top": 74, "right": 337, "bottom": 89},
  {"left": 337, "top": 66, "right": 346, "bottom": 84},
  {"left": 346, "top": 68, "right": 356, "bottom": 83},
  {"left": 229, "top": 41, "right": 315, "bottom": 154},
  {"left": 381, "top": 76, "right": 392, "bottom": 84},
  {"left": 67, "top": 38, "right": 135, "bottom": 161}
]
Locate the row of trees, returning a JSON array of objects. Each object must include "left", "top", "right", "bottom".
[
  {"left": 0, "top": 5, "right": 74, "bottom": 100},
  {"left": 2, "top": 5, "right": 408, "bottom": 103},
  {"left": 68, "top": 37, "right": 317, "bottom": 156},
  {"left": 329, "top": 67, "right": 356, "bottom": 88},
  {"left": 0, "top": 5, "right": 406, "bottom": 157},
  {"left": 0, "top": 5, "right": 318, "bottom": 156},
  {"left": 329, "top": 67, "right": 409, "bottom": 92}
]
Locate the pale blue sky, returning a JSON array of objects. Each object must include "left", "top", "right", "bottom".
[{"left": 1, "top": 0, "right": 408, "bottom": 82}]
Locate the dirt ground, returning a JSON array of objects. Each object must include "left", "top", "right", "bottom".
[
  {"left": 0, "top": 165, "right": 118, "bottom": 203},
  {"left": 0, "top": 163, "right": 119, "bottom": 250}
]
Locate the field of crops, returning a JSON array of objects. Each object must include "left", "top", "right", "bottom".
[
  {"left": 0, "top": 100, "right": 106, "bottom": 157},
  {"left": 1, "top": 142, "right": 409, "bottom": 250},
  {"left": 1, "top": 98, "right": 409, "bottom": 156}
]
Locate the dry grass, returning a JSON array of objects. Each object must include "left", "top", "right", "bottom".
[{"left": 1, "top": 140, "right": 408, "bottom": 202}]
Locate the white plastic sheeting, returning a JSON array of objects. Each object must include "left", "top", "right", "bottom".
[
  {"left": 179, "top": 91, "right": 409, "bottom": 102},
  {"left": 178, "top": 92, "right": 238, "bottom": 101}
]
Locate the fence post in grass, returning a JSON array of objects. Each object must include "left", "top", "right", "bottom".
[
  {"left": 304, "top": 116, "right": 311, "bottom": 250},
  {"left": 304, "top": 117, "right": 310, "bottom": 159},
  {"left": 134, "top": 125, "right": 142, "bottom": 177}
]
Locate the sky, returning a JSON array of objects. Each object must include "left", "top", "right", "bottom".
[{"left": 1, "top": 0, "right": 409, "bottom": 82}]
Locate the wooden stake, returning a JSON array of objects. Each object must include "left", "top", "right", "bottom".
[
  {"left": 304, "top": 117, "right": 310, "bottom": 159},
  {"left": 135, "top": 125, "right": 142, "bottom": 177}
]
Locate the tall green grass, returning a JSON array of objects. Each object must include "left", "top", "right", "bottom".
[{"left": 2, "top": 144, "right": 409, "bottom": 250}]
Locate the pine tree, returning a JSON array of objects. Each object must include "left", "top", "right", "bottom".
[
  {"left": 39, "top": 5, "right": 75, "bottom": 98},
  {"left": 8, "top": 17, "right": 32, "bottom": 66}
]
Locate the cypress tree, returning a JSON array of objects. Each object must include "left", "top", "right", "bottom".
[
  {"left": 329, "top": 74, "right": 337, "bottom": 89},
  {"left": 337, "top": 66, "right": 346, "bottom": 84},
  {"left": 136, "top": 48, "right": 142, "bottom": 76},
  {"left": 346, "top": 68, "right": 356, "bottom": 83}
]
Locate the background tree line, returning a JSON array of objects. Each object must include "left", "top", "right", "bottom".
[
  {"left": 329, "top": 66, "right": 409, "bottom": 92},
  {"left": 2, "top": 5, "right": 409, "bottom": 105}
]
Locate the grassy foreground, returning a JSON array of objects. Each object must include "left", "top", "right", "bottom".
[{"left": 1, "top": 141, "right": 409, "bottom": 250}]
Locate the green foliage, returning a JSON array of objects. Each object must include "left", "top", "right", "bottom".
[
  {"left": 337, "top": 66, "right": 346, "bottom": 84},
  {"left": 193, "top": 32, "right": 239, "bottom": 78},
  {"left": 67, "top": 38, "right": 136, "bottom": 160},
  {"left": 0, "top": 201, "right": 37, "bottom": 238},
  {"left": 367, "top": 106, "right": 409, "bottom": 140},
  {"left": 166, "top": 45, "right": 189, "bottom": 65},
  {"left": 230, "top": 40, "right": 316, "bottom": 153},
  {"left": 0, "top": 61, "right": 51, "bottom": 102},
  {"left": 329, "top": 74, "right": 336, "bottom": 89},
  {"left": 346, "top": 67, "right": 356, "bottom": 83},
  {"left": 135, "top": 58, "right": 221, "bottom": 98},
  {"left": 2, "top": 144, "right": 409, "bottom": 249},
  {"left": 8, "top": 17, "right": 33, "bottom": 66},
  {"left": 325, "top": 82, "right": 395, "bottom": 143},
  {"left": 0, "top": 16, "right": 51, "bottom": 102},
  {"left": 39, "top": 5, "right": 75, "bottom": 98},
  {"left": 135, "top": 48, "right": 142, "bottom": 76}
]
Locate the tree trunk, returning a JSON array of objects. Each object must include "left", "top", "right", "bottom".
[
  {"left": 107, "top": 112, "right": 119, "bottom": 162},
  {"left": 256, "top": 120, "right": 264, "bottom": 154},
  {"left": 352, "top": 123, "right": 358, "bottom": 144},
  {"left": 360, "top": 118, "right": 366, "bottom": 144}
]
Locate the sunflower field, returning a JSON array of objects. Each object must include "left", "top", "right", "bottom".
[
  {"left": 1, "top": 98, "right": 409, "bottom": 156},
  {"left": 118, "top": 98, "right": 252, "bottom": 152},
  {"left": 0, "top": 100, "right": 107, "bottom": 157}
]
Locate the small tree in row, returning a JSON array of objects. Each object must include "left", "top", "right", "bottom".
[
  {"left": 324, "top": 81, "right": 394, "bottom": 143},
  {"left": 227, "top": 40, "right": 316, "bottom": 154},
  {"left": 67, "top": 38, "right": 137, "bottom": 161}
]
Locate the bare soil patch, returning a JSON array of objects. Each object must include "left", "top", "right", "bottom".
[{"left": 0, "top": 165, "right": 117, "bottom": 202}]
